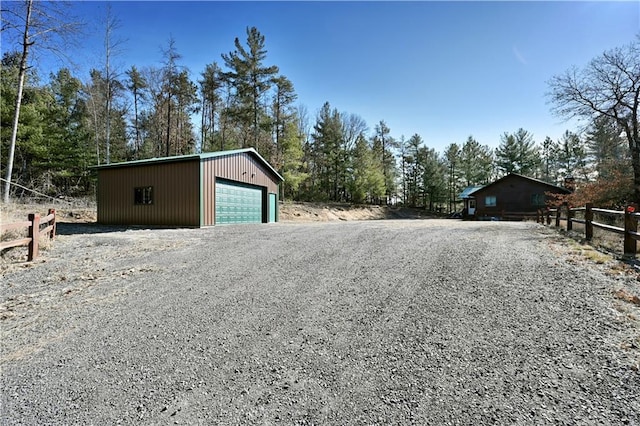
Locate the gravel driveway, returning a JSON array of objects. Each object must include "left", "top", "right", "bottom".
[{"left": 1, "top": 219, "right": 639, "bottom": 425}]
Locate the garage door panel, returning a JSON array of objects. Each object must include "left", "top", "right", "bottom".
[{"left": 215, "top": 180, "right": 262, "bottom": 224}]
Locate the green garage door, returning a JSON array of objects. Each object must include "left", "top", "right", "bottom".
[{"left": 215, "top": 180, "right": 263, "bottom": 224}]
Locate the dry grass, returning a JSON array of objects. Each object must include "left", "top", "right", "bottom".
[
  {"left": 615, "top": 288, "right": 640, "bottom": 307},
  {"left": 563, "top": 239, "right": 613, "bottom": 264},
  {"left": 1, "top": 198, "right": 96, "bottom": 264},
  {"left": 552, "top": 215, "right": 635, "bottom": 258},
  {"left": 1, "top": 198, "right": 97, "bottom": 223}
]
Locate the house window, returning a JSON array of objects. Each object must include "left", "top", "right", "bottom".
[
  {"left": 531, "top": 193, "right": 545, "bottom": 206},
  {"left": 134, "top": 186, "right": 153, "bottom": 205},
  {"left": 485, "top": 195, "right": 496, "bottom": 207}
]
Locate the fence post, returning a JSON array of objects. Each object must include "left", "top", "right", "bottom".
[
  {"left": 565, "top": 202, "right": 573, "bottom": 231},
  {"left": 546, "top": 208, "right": 551, "bottom": 225},
  {"left": 624, "top": 204, "right": 638, "bottom": 257},
  {"left": 48, "top": 208, "right": 56, "bottom": 239},
  {"left": 555, "top": 206, "right": 561, "bottom": 227},
  {"left": 27, "top": 213, "right": 40, "bottom": 261},
  {"left": 585, "top": 203, "right": 593, "bottom": 241}
]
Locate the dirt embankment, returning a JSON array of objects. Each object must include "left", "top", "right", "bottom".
[
  {"left": 1, "top": 200, "right": 433, "bottom": 226},
  {"left": 279, "top": 202, "right": 437, "bottom": 222}
]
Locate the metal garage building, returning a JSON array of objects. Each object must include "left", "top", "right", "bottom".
[{"left": 95, "top": 148, "right": 283, "bottom": 227}]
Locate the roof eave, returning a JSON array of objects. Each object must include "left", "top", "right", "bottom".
[{"left": 91, "top": 148, "right": 284, "bottom": 182}]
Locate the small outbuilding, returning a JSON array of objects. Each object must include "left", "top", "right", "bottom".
[
  {"left": 465, "top": 173, "right": 571, "bottom": 219},
  {"left": 95, "top": 148, "right": 284, "bottom": 227}
]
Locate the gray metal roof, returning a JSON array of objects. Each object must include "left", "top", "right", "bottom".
[
  {"left": 458, "top": 185, "right": 484, "bottom": 199},
  {"left": 93, "top": 148, "right": 284, "bottom": 181}
]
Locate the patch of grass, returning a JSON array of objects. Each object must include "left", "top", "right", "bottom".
[
  {"left": 581, "top": 247, "right": 612, "bottom": 264},
  {"left": 562, "top": 239, "right": 613, "bottom": 265}
]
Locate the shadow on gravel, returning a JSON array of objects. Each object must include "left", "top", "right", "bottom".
[
  {"left": 56, "top": 222, "right": 171, "bottom": 236},
  {"left": 385, "top": 207, "right": 441, "bottom": 220}
]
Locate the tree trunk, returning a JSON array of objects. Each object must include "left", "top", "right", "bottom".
[
  {"left": 166, "top": 94, "right": 171, "bottom": 157},
  {"left": 3, "top": 0, "right": 33, "bottom": 203},
  {"left": 627, "top": 131, "right": 640, "bottom": 204},
  {"left": 133, "top": 89, "right": 140, "bottom": 159}
]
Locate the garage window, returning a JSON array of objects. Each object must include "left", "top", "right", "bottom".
[
  {"left": 134, "top": 186, "right": 153, "bottom": 205},
  {"left": 485, "top": 195, "right": 497, "bottom": 207}
]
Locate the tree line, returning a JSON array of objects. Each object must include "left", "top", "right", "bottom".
[{"left": 2, "top": 2, "right": 638, "bottom": 208}]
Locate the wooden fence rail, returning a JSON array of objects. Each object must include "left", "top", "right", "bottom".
[
  {"left": 537, "top": 203, "right": 639, "bottom": 256},
  {"left": 0, "top": 209, "right": 56, "bottom": 261}
]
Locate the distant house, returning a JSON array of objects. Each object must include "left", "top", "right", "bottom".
[
  {"left": 465, "top": 173, "right": 571, "bottom": 220},
  {"left": 95, "top": 148, "right": 284, "bottom": 227}
]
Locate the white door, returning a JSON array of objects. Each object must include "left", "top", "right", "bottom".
[{"left": 468, "top": 199, "right": 476, "bottom": 215}]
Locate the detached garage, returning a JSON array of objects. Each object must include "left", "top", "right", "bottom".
[{"left": 95, "top": 148, "right": 283, "bottom": 227}]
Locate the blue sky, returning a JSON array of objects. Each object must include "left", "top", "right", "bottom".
[{"left": 31, "top": 1, "right": 640, "bottom": 153}]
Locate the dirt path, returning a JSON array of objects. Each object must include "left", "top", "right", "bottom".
[{"left": 1, "top": 220, "right": 639, "bottom": 424}]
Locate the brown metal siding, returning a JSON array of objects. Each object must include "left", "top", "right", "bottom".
[
  {"left": 97, "top": 160, "right": 200, "bottom": 226},
  {"left": 201, "top": 152, "right": 280, "bottom": 226}
]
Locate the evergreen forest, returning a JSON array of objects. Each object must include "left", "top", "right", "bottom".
[{"left": 2, "top": 4, "right": 638, "bottom": 210}]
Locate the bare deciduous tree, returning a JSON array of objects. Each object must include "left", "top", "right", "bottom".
[
  {"left": 548, "top": 37, "right": 640, "bottom": 204},
  {"left": 1, "top": 0, "right": 82, "bottom": 202},
  {"left": 103, "top": 4, "right": 126, "bottom": 164}
]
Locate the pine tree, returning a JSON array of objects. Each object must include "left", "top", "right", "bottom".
[
  {"left": 271, "top": 75, "right": 297, "bottom": 167},
  {"left": 172, "top": 70, "right": 198, "bottom": 155},
  {"left": 556, "top": 130, "right": 589, "bottom": 181},
  {"left": 539, "top": 136, "right": 558, "bottom": 184},
  {"left": 340, "top": 113, "right": 367, "bottom": 202},
  {"left": 44, "top": 68, "right": 93, "bottom": 194},
  {"left": 1, "top": 52, "right": 48, "bottom": 192},
  {"left": 495, "top": 128, "right": 539, "bottom": 176},
  {"left": 405, "top": 134, "right": 424, "bottom": 207},
  {"left": 349, "top": 133, "right": 384, "bottom": 204},
  {"left": 311, "top": 102, "right": 343, "bottom": 201},
  {"left": 459, "top": 136, "right": 493, "bottom": 186},
  {"left": 586, "top": 115, "right": 629, "bottom": 181},
  {"left": 199, "top": 62, "right": 223, "bottom": 152},
  {"left": 280, "top": 121, "right": 309, "bottom": 200},
  {"left": 421, "top": 147, "right": 446, "bottom": 211},
  {"left": 126, "top": 66, "right": 148, "bottom": 159},
  {"left": 160, "top": 37, "right": 182, "bottom": 157},
  {"left": 221, "top": 26, "right": 279, "bottom": 152},
  {"left": 372, "top": 120, "right": 397, "bottom": 203},
  {"left": 444, "top": 143, "right": 461, "bottom": 213}
]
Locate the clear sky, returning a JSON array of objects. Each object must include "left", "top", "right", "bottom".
[{"left": 33, "top": 1, "right": 640, "bottom": 153}]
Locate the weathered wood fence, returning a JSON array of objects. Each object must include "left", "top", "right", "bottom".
[
  {"left": 537, "top": 203, "right": 639, "bottom": 256},
  {"left": 0, "top": 209, "right": 56, "bottom": 261}
]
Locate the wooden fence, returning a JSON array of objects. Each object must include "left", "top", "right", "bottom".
[
  {"left": 537, "top": 203, "right": 639, "bottom": 256},
  {"left": 0, "top": 209, "right": 56, "bottom": 261}
]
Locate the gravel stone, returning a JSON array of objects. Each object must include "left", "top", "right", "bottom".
[{"left": 1, "top": 219, "right": 639, "bottom": 425}]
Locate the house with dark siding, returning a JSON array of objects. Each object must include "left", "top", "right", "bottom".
[{"left": 465, "top": 173, "right": 571, "bottom": 219}]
